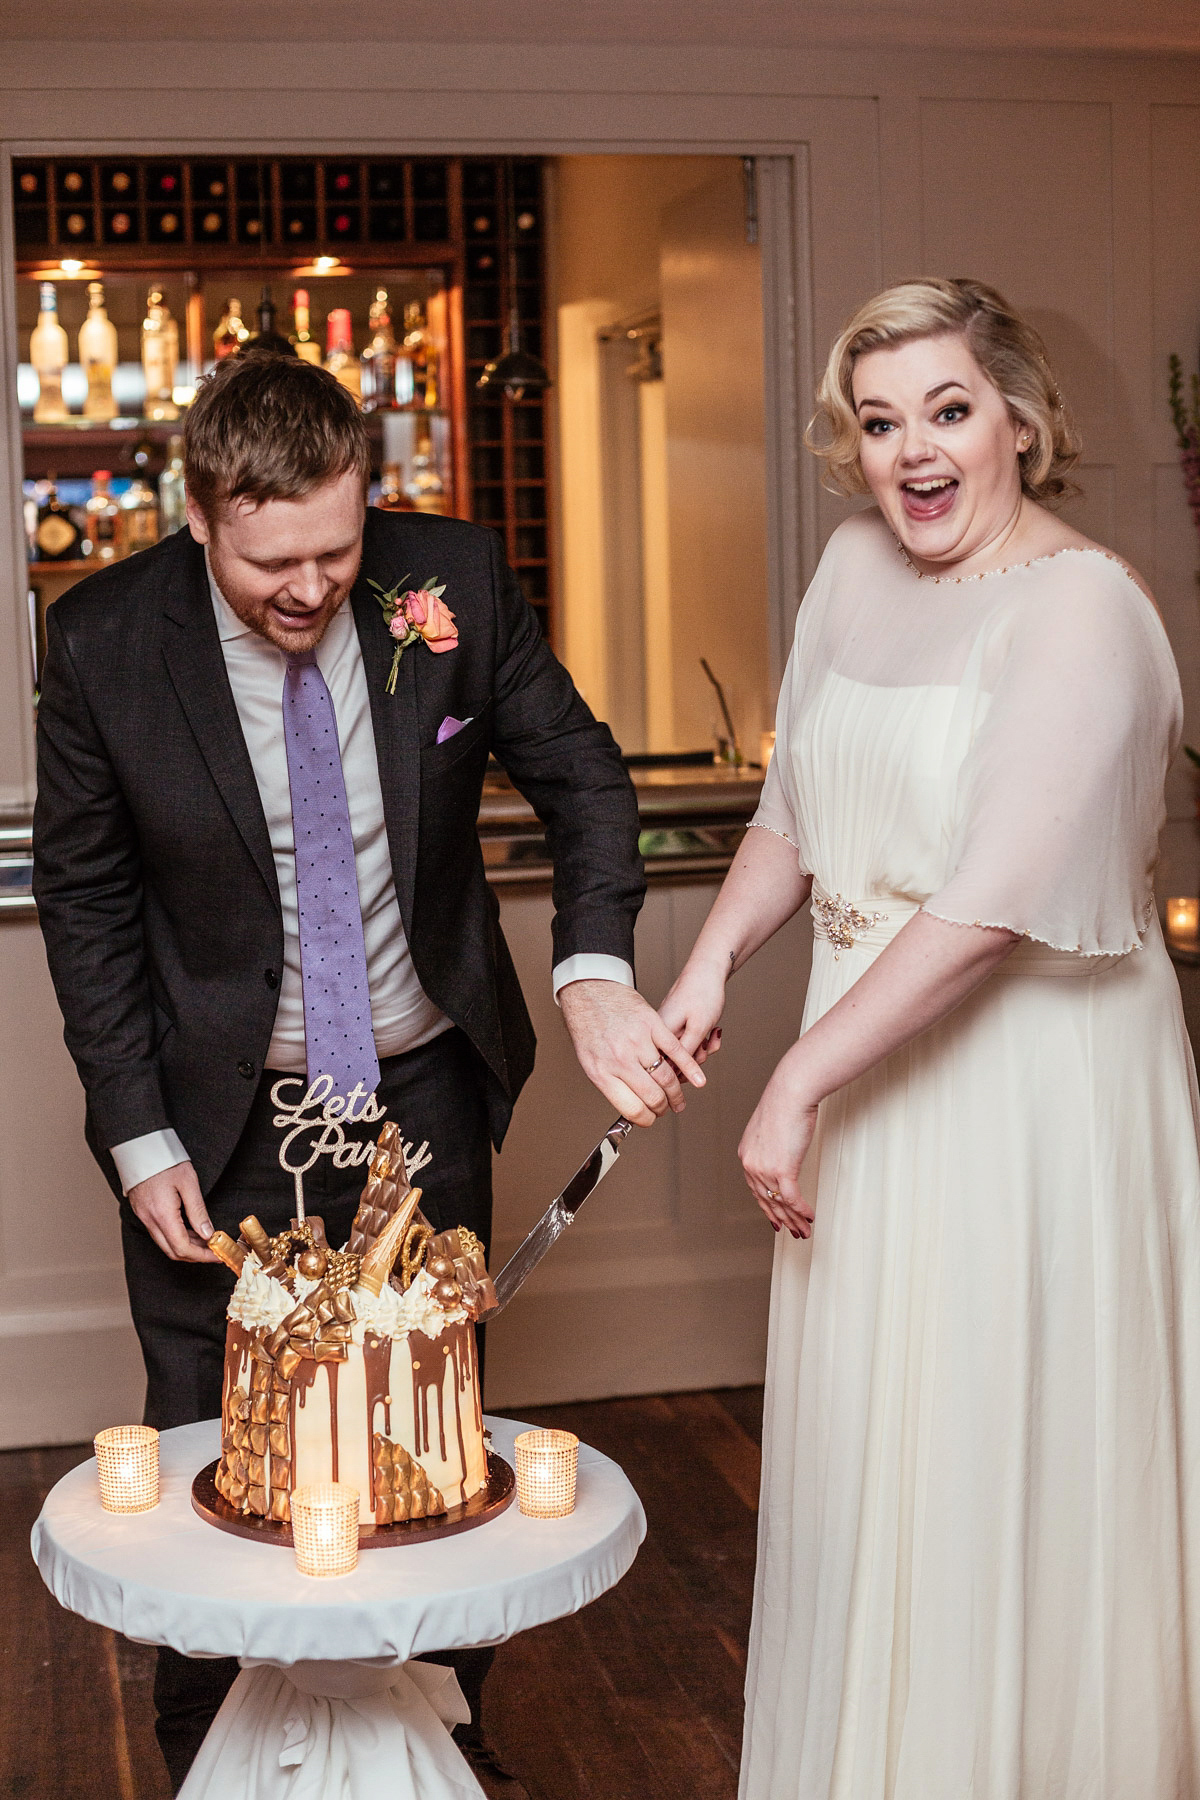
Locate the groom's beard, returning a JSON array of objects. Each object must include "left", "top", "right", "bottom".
[{"left": 209, "top": 551, "right": 361, "bottom": 656}]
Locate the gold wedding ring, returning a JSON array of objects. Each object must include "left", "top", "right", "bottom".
[{"left": 644, "top": 1056, "right": 665, "bottom": 1074}]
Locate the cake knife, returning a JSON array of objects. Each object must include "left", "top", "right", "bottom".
[{"left": 478, "top": 1117, "right": 634, "bottom": 1317}]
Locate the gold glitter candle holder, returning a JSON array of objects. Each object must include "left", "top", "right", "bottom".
[
  {"left": 291, "top": 1483, "right": 360, "bottom": 1577},
  {"left": 94, "top": 1426, "right": 159, "bottom": 1513},
  {"left": 515, "top": 1428, "right": 579, "bottom": 1518}
]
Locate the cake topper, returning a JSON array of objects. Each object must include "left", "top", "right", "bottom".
[{"left": 271, "top": 1075, "right": 432, "bottom": 1222}]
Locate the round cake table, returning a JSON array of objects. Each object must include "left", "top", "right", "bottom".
[{"left": 31, "top": 1415, "right": 646, "bottom": 1800}]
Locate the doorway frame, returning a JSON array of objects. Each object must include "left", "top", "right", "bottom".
[{"left": 0, "top": 136, "right": 815, "bottom": 814}]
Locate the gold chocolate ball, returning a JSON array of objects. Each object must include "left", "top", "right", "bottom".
[
  {"left": 427, "top": 1254, "right": 456, "bottom": 1282},
  {"left": 297, "top": 1247, "right": 328, "bottom": 1280},
  {"left": 435, "top": 1279, "right": 462, "bottom": 1308}
]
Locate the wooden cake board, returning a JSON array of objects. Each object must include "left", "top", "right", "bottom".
[{"left": 191, "top": 1449, "right": 515, "bottom": 1548}]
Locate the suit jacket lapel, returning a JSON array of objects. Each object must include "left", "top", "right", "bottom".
[
  {"left": 352, "top": 563, "right": 420, "bottom": 933},
  {"left": 160, "top": 536, "right": 281, "bottom": 911}
]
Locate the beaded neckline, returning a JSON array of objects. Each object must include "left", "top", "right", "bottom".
[{"left": 894, "top": 538, "right": 1124, "bottom": 587}]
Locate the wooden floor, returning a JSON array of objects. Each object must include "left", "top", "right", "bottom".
[{"left": 1, "top": 1387, "right": 764, "bottom": 1800}]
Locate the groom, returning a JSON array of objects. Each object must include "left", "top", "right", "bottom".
[{"left": 34, "top": 352, "right": 701, "bottom": 1793}]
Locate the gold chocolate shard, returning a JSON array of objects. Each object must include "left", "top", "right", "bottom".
[{"left": 371, "top": 1432, "right": 446, "bottom": 1523}]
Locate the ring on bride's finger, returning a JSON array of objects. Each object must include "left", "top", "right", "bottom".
[
  {"left": 643, "top": 1055, "right": 665, "bottom": 1074},
  {"left": 765, "top": 1188, "right": 781, "bottom": 1200}
]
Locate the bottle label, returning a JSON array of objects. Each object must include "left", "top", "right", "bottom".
[{"left": 36, "top": 513, "right": 77, "bottom": 557}]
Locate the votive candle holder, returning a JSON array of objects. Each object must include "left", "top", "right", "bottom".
[
  {"left": 94, "top": 1425, "right": 159, "bottom": 1513},
  {"left": 291, "top": 1483, "right": 360, "bottom": 1577},
  {"left": 515, "top": 1428, "right": 579, "bottom": 1518},
  {"left": 1166, "top": 897, "right": 1200, "bottom": 947}
]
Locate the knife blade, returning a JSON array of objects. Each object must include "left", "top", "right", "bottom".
[{"left": 479, "top": 1117, "right": 635, "bottom": 1318}]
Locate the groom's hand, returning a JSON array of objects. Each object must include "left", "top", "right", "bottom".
[{"left": 559, "top": 980, "right": 706, "bottom": 1127}]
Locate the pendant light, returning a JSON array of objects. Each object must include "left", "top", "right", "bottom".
[{"left": 477, "top": 162, "right": 552, "bottom": 401}]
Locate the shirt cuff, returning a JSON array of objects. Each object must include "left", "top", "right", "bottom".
[
  {"left": 552, "top": 953, "right": 636, "bottom": 1004},
  {"left": 110, "top": 1128, "right": 190, "bottom": 1196}
]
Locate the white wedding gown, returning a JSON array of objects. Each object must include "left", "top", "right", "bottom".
[{"left": 741, "top": 512, "right": 1200, "bottom": 1800}]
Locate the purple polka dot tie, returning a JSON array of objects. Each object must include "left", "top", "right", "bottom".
[{"left": 282, "top": 652, "right": 381, "bottom": 1100}]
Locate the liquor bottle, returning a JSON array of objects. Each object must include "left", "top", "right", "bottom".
[
  {"left": 213, "top": 297, "right": 248, "bottom": 360},
  {"left": 290, "top": 288, "right": 322, "bottom": 365},
  {"left": 324, "top": 309, "right": 361, "bottom": 400},
  {"left": 375, "top": 460, "right": 411, "bottom": 512},
  {"left": 33, "top": 480, "right": 84, "bottom": 560},
  {"left": 243, "top": 285, "right": 296, "bottom": 356},
  {"left": 158, "top": 435, "right": 187, "bottom": 535},
  {"left": 360, "top": 289, "right": 399, "bottom": 411},
  {"left": 402, "top": 301, "right": 436, "bottom": 409},
  {"left": 142, "top": 287, "right": 179, "bottom": 421},
  {"left": 117, "top": 475, "right": 160, "bottom": 556},
  {"left": 78, "top": 282, "right": 118, "bottom": 422},
  {"left": 404, "top": 430, "right": 447, "bottom": 514},
  {"left": 30, "top": 282, "right": 70, "bottom": 423},
  {"left": 83, "top": 470, "right": 119, "bottom": 560}
]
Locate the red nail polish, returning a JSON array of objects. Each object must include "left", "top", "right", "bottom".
[
  {"left": 771, "top": 1221, "right": 780, "bottom": 1232},
  {"left": 791, "top": 1228, "right": 801, "bottom": 1239}
]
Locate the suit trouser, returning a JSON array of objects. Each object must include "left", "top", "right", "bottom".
[{"left": 119, "top": 1027, "right": 495, "bottom": 1795}]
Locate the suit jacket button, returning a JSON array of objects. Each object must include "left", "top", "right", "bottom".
[
  {"left": 237, "top": 1059, "right": 255, "bottom": 1080},
  {"left": 264, "top": 969, "right": 278, "bottom": 989}
]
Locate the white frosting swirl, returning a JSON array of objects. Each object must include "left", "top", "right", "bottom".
[
  {"left": 227, "top": 1254, "right": 464, "bottom": 1341},
  {"left": 227, "top": 1254, "right": 295, "bottom": 1332},
  {"left": 351, "top": 1266, "right": 465, "bottom": 1341}
]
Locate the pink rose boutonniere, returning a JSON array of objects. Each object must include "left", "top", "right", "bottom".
[{"left": 369, "top": 572, "right": 459, "bottom": 694}]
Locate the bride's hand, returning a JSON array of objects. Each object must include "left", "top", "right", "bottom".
[
  {"left": 658, "top": 963, "right": 727, "bottom": 1063},
  {"left": 739, "top": 1060, "right": 819, "bottom": 1237}
]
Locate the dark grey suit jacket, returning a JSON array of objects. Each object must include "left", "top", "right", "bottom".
[{"left": 33, "top": 510, "right": 644, "bottom": 1194}]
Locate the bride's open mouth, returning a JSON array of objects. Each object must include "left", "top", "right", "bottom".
[{"left": 900, "top": 476, "right": 959, "bottom": 522}]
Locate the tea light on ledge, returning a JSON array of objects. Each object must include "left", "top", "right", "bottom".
[
  {"left": 291, "top": 1483, "right": 360, "bottom": 1577},
  {"left": 1166, "top": 897, "right": 1200, "bottom": 947},
  {"left": 515, "top": 1428, "right": 579, "bottom": 1518},
  {"left": 94, "top": 1426, "right": 159, "bottom": 1513}
]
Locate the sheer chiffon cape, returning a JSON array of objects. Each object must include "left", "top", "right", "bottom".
[{"left": 754, "top": 511, "right": 1182, "bottom": 954}]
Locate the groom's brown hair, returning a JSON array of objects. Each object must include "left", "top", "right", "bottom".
[{"left": 183, "top": 351, "right": 371, "bottom": 520}]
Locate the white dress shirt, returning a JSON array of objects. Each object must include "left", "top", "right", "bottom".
[{"left": 110, "top": 568, "right": 632, "bottom": 1194}]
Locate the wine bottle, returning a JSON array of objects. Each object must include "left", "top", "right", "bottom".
[
  {"left": 360, "top": 289, "right": 399, "bottom": 411},
  {"left": 33, "top": 479, "right": 83, "bottom": 560},
  {"left": 142, "top": 287, "right": 179, "bottom": 421},
  {"left": 213, "top": 298, "right": 248, "bottom": 360},
  {"left": 118, "top": 476, "right": 160, "bottom": 556},
  {"left": 243, "top": 285, "right": 296, "bottom": 356},
  {"left": 290, "top": 288, "right": 322, "bottom": 365},
  {"left": 78, "top": 282, "right": 118, "bottom": 422},
  {"left": 404, "top": 430, "right": 447, "bottom": 514},
  {"left": 31, "top": 282, "right": 69, "bottom": 423},
  {"left": 83, "top": 471, "right": 119, "bottom": 560},
  {"left": 324, "top": 309, "right": 361, "bottom": 400},
  {"left": 158, "top": 436, "right": 187, "bottom": 535}
]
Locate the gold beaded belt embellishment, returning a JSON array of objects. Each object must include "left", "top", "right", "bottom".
[{"left": 811, "top": 890, "right": 889, "bottom": 959}]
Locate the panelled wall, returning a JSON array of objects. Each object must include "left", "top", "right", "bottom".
[{"left": 2, "top": 43, "right": 1200, "bottom": 1433}]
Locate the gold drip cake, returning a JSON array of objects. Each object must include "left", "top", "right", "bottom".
[{"left": 207, "top": 1121, "right": 496, "bottom": 1527}]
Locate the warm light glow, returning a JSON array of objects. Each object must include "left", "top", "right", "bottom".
[
  {"left": 292, "top": 256, "right": 353, "bottom": 279},
  {"left": 94, "top": 1426, "right": 159, "bottom": 1513},
  {"left": 515, "top": 1429, "right": 578, "bottom": 1518},
  {"left": 172, "top": 385, "right": 196, "bottom": 409},
  {"left": 60, "top": 259, "right": 84, "bottom": 275},
  {"left": 1166, "top": 897, "right": 1200, "bottom": 944},
  {"left": 291, "top": 1482, "right": 360, "bottom": 1577},
  {"left": 760, "top": 730, "right": 776, "bottom": 770}
]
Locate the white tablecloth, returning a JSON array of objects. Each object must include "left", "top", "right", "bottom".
[{"left": 32, "top": 1415, "right": 646, "bottom": 1799}]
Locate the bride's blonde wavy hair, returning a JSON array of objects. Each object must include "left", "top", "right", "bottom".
[{"left": 807, "top": 277, "right": 1081, "bottom": 506}]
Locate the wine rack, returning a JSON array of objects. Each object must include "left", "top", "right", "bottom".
[{"left": 12, "top": 156, "right": 554, "bottom": 640}]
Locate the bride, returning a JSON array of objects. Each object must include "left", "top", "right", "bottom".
[{"left": 659, "top": 278, "right": 1200, "bottom": 1797}]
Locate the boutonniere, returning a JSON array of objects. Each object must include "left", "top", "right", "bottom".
[{"left": 369, "top": 573, "right": 459, "bottom": 695}]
